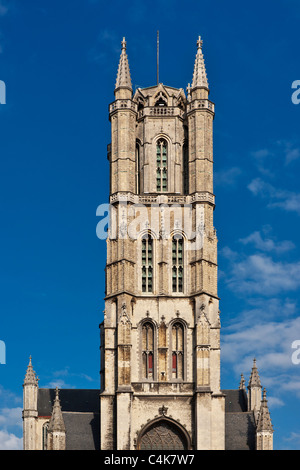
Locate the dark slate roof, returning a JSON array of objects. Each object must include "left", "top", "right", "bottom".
[
  {"left": 63, "top": 412, "right": 100, "bottom": 450},
  {"left": 38, "top": 389, "right": 100, "bottom": 451},
  {"left": 38, "top": 389, "right": 100, "bottom": 415},
  {"left": 222, "top": 389, "right": 248, "bottom": 412},
  {"left": 222, "top": 389, "right": 256, "bottom": 450},
  {"left": 224, "top": 412, "right": 256, "bottom": 450}
]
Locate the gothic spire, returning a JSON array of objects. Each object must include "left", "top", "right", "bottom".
[
  {"left": 257, "top": 388, "right": 274, "bottom": 433},
  {"left": 23, "top": 356, "right": 38, "bottom": 386},
  {"left": 48, "top": 387, "right": 65, "bottom": 433},
  {"left": 248, "top": 358, "right": 262, "bottom": 389},
  {"left": 191, "top": 36, "right": 209, "bottom": 90},
  {"left": 115, "top": 37, "right": 132, "bottom": 92}
]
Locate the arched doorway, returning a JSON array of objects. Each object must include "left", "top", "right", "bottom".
[{"left": 137, "top": 418, "right": 190, "bottom": 450}]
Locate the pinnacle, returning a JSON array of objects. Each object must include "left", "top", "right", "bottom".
[
  {"left": 257, "top": 388, "right": 274, "bottom": 433},
  {"left": 23, "top": 356, "right": 39, "bottom": 386},
  {"left": 48, "top": 387, "right": 65, "bottom": 433},
  {"left": 248, "top": 358, "right": 262, "bottom": 389},
  {"left": 115, "top": 37, "right": 132, "bottom": 91},
  {"left": 191, "top": 35, "right": 209, "bottom": 90},
  {"left": 239, "top": 373, "right": 246, "bottom": 390}
]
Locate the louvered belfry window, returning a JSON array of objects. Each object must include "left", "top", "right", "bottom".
[
  {"left": 142, "top": 235, "right": 153, "bottom": 293},
  {"left": 156, "top": 139, "right": 168, "bottom": 192},
  {"left": 172, "top": 236, "right": 184, "bottom": 293}
]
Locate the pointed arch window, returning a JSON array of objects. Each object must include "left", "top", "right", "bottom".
[
  {"left": 142, "top": 322, "right": 154, "bottom": 379},
  {"left": 42, "top": 422, "right": 49, "bottom": 450},
  {"left": 172, "top": 322, "right": 184, "bottom": 379},
  {"left": 136, "top": 142, "right": 141, "bottom": 194},
  {"left": 142, "top": 234, "right": 153, "bottom": 293},
  {"left": 172, "top": 235, "right": 184, "bottom": 293},
  {"left": 183, "top": 141, "right": 189, "bottom": 195},
  {"left": 156, "top": 139, "right": 168, "bottom": 192}
]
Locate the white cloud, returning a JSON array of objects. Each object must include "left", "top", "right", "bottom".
[
  {"left": 267, "top": 396, "right": 285, "bottom": 408},
  {"left": 239, "top": 230, "right": 295, "bottom": 254},
  {"left": 250, "top": 148, "right": 275, "bottom": 177},
  {"left": 0, "top": 386, "right": 22, "bottom": 407},
  {"left": 88, "top": 29, "right": 120, "bottom": 65},
  {"left": 44, "top": 379, "right": 71, "bottom": 389},
  {"left": 284, "top": 432, "right": 300, "bottom": 446},
  {"left": 0, "top": 430, "right": 22, "bottom": 450},
  {"left": 221, "top": 315, "right": 300, "bottom": 407},
  {"left": 225, "top": 252, "right": 300, "bottom": 296},
  {"left": 0, "top": 407, "right": 22, "bottom": 429},
  {"left": 214, "top": 166, "right": 242, "bottom": 188},
  {"left": 222, "top": 316, "right": 300, "bottom": 365},
  {"left": 248, "top": 178, "right": 300, "bottom": 215},
  {"left": 278, "top": 140, "right": 300, "bottom": 165},
  {"left": 250, "top": 140, "right": 300, "bottom": 170}
]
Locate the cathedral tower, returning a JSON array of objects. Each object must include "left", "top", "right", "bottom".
[
  {"left": 22, "top": 36, "right": 274, "bottom": 451},
  {"left": 99, "top": 36, "right": 225, "bottom": 451}
]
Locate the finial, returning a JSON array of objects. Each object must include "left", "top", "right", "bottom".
[
  {"left": 239, "top": 373, "right": 246, "bottom": 390},
  {"left": 197, "top": 36, "right": 203, "bottom": 49},
  {"left": 121, "top": 37, "right": 127, "bottom": 50},
  {"left": 262, "top": 388, "right": 267, "bottom": 401}
]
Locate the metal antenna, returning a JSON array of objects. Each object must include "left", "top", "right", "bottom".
[{"left": 157, "top": 30, "right": 159, "bottom": 85}]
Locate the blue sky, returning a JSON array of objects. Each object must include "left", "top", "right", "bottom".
[{"left": 0, "top": 0, "right": 300, "bottom": 450}]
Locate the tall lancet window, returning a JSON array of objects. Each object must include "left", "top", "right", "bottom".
[
  {"left": 172, "top": 235, "right": 184, "bottom": 293},
  {"left": 136, "top": 142, "right": 141, "bottom": 194},
  {"left": 142, "top": 322, "right": 154, "bottom": 379},
  {"left": 183, "top": 141, "right": 189, "bottom": 195},
  {"left": 156, "top": 139, "right": 168, "bottom": 192},
  {"left": 142, "top": 235, "right": 153, "bottom": 293},
  {"left": 42, "top": 422, "right": 49, "bottom": 450},
  {"left": 172, "top": 322, "right": 184, "bottom": 379}
]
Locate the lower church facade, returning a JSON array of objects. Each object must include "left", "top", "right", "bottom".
[{"left": 22, "top": 36, "right": 274, "bottom": 451}]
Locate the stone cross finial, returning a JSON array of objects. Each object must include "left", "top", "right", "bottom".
[{"left": 197, "top": 36, "right": 203, "bottom": 49}]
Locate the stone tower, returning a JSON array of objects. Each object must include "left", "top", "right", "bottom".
[
  {"left": 99, "top": 36, "right": 225, "bottom": 451},
  {"left": 22, "top": 36, "right": 274, "bottom": 451},
  {"left": 22, "top": 357, "right": 39, "bottom": 450}
]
